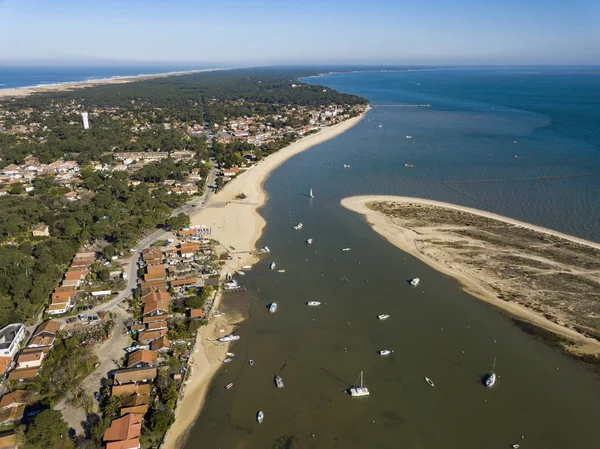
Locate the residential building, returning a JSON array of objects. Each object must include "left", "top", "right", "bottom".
[
  {"left": 0, "top": 324, "right": 25, "bottom": 358},
  {"left": 150, "top": 337, "right": 170, "bottom": 353},
  {"left": 0, "top": 391, "right": 29, "bottom": 410},
  {"left": 16, "top": 350, "right": 45, "bottom": 369},
  {"left": 113, "top": 367, "right": 157, "bottom": 385},
  {"left": 103, "top": 413, "right": 142, "bottom": 449},
  {"left": 126, "top": 349, "right": 158, "bottom": 369},
  {"left": 0, "top": 430, "right": 16, "bottom": 449},
  {"left": 31, "top": 224, "right": 50, "bottom": 237},
  {"left": 111, "top": 383, "right": 151, "bottom": 397},
  {"left": 137, "top": 329, "right": 167, "bottom": 344},
  {"left": 7, "top": 367, "right": 39, "bottom": 382}
]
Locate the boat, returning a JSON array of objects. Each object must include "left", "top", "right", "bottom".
[
  {"left": 270, "top": 262, "right": 276, "bottom": 270},
  {"left": 257, "top": 411, "right": 264, "bottom": 424},
  {"left": 306, "top": 238, "right": 313, "bottom": 245},
  {"left": 378, "top": 124, "right": 382, "bottom": 128},
  {"left": 485, "top": 358, "right": 497, "bottom": 388},
  {"left": 225, "top": 352, "right": 235, "bottom": 357},
  {"left": 236, "top": 271, "right": 245, "bottom": 276},
  {"left": 342, "top": 248, "right": 351, "bottom": 252},
  {"left": 307, "top": 301, "right": 321, "bottom": 306},
  {"left": 406, "top": 135, "right": 412, "bottom": 139},
  {"left": 512, "top": 445, "right": 520, "bottom": 449},
  {"left": 242, "top": 265, "right": 252, "bottom": 269},
  {"left": 410, "top": 277, "right": 420, "bottom": 286},
  {"left": 424, "top": 377, "right": 435, "bottom": 387},
  {"left": 248, "top": 359, "right": 254, "bottom": 365},
  {"left": 343, "top": 164, "right": 351, "bottom": 168},
  {"left": 269, "top": 303, "right": 277, "bottom": 313},
  {"left": 274, "top": 375, "right": 284, "bottom": 389},
  {"left": 223, "top": 358, "right": 233, "bottom": 363},
  {"left": 293, "top": 223, "right": 303, "bottom": 230},
  {"left": 212, "top": 312, "right": 224, "bottom": 317},
  {"left": 224, "top": 280, "right": 239, "bottom": 290},
  {"left": 217, "top": 334, "right": 240, "bottom": 342},
  {"left": 277, "top": 269, "right": 286, "bottom": 273},
  {"left": 404, "top": 163, "right": 414, "bottom": 168},
  {"left": 377, "top": 314, "right": 390, "bottom": 320},
  {"left": 309, "top": 188, "right": 314, "bottom": 198},
  {"left": 378, "top": 349, "right": 393, "bottom": 356},
  {"left": 264, "top": 246, "right": 270, "bottom": 253},
  {"left": 225, "top": 382, "right": 234, "bottom": 389},
  {"left": 348, "top": 371, "right": 369, "bottom": 397}
]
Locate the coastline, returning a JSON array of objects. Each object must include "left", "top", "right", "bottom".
[
  {"left": 0, "top": 67, "right": 231, "bottom": 99},
  {"left": 341, "top": 195, "right": 600, "bottom": 353},
  {"left": 162, "top": 110, "right": 369, "bottom": 449}
]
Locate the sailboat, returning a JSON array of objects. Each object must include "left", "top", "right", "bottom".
[
  {"left": 309, "top": 188, "right": 314, "bottom": 198},
  {"left": 485, "top": 357, "right": 497, "bottom": 388},
  {"left": 348, "top": 371, "right": 370, "bottom": 397}
]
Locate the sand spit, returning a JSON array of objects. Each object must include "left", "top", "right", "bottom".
[{"left": 341, "top": 195, "right": 600, "bottom": 354}]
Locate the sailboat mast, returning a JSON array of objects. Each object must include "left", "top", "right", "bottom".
[{"left": 360, "top": 371, "right": 364, "bottom": 388}]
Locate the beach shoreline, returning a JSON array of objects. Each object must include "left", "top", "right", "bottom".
[
  {"left": 341, "top": 195, "right": 600, "bottom": 353},
  {"left": 162, "top": 110, "right": 369, "bottom": 449},
  {"left": 0, "top": 67, "right": 232, "bottom": 99}
]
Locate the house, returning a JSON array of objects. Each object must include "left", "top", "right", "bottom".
[
  {"left": 31, "top": 224, "right": 50, "bottom": 237},
  {"left": 113, "top": 367, "right": 157, "bottom": 385},
  {"left": 0, "top": 324, "right": 25, "bottom": 359},
  {"left": 121, "top": 393, "right": 150, "bottom": 409},
  {"left": 0, "top": 390, "right": 30, "bottom": 410},
  {"left": 146, "top": 321, "right": 167, "bottom": 331},
  {"left": 222, "top": 167, "right": 240, "bottom": 177},
  {"left": 142, "top": 300, "right": 170, "bottom": 316},
  {"left": 63, "top": 270, "right": 86, "bottom": 288},
  {"left": 126, "top": 349, "right": 157, "bottom": 369},
  {"left": 103, "top": 413, "right": 142, "bottom": 449},
  {"left": 150, "top": 337, "right": 170, "bottom": 353},
  {"left": 46, "top": 296, "right": 74, "bottom": 315},
  {"left": 129, "top": 324, "right": 146, "bottom": 333},
  {"left": 178, "top": 243, "right": 199, "bottom": 258},
  {"left": 63, "top": 191, "right": 78, "bottom": 201},
  {"left": 16, "top": 350, "right": 45, "bottom": 369},
  {"left": 0, "top": 358, "right": 12, "bottom": 375},
  {"left": 120, "top": 405, "right": 148, "bottom": 417},
  {"left": 137, "top": 329, "right": 167, "bottom": 345},
  {"left": 170, "top": 277, "right": 197, "bottom": 288},
  {"left": 111, "top": 383, "right": 151, "bottom": 397},
  {"left": 51, "top": 289, "right": 77, "bottom": 301},
  {"left": 0, "top": 430, "right": 16, "bottom": 449},
  {"left": 29, "top": 320, "right": 63, "bottom": 348},
  {"left": 141, "top": 289, "right": 170, "bottom": 306},
  {"left": 189, "top": 308, "right": 203, "bottom": 319},
  {"left": 0, "top": 405, "right": 25, "bottom": 427},
  {"left": 142, "top": 314, "right": 170, "bottom": 324},
  {"left": 7, "top": 367, "right": 39, "bottom": 382}
]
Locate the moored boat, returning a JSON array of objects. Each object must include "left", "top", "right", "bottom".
[
  {"left": 410, "top": 277, "right": 420, "bottom": 286},
  {"left": 248, "top": 359, "right": 254, "bottom": 366},
  {"left": 378, "top": 349, "right": 393, "bottom": 356},
  {"left": 269, "top": 303, "right": 277, "bottom": 313},
  {"left": 306, "top": 238, "right": 313, "bottom": 245},
  {"left": 293, "top": 223, "right": 303, "bottom": 230},
  {"left": 342, "top": 247, "right": 351, "bottom": 251},
  {"left": 236, "top": 270, "right": 245, "bottom": 276},
  {"left": 485, "top": 357, "right": 497, "bottom": 388},
  {"left": 425, "top": 377, "right": 435, "bottom": 387},
  {"left": 257, "top": 411, "right": 264, "bottom": 423},
  {"left": 275, "top": 375, "right": 284, "bottom": 388},
  {"left": 225, "top": 382, "right": 234, "bottom": 389},
  {"left": 343, "top": 164, "right": 351, "bottom": 168},
  {"left": 225, "top": 352, "right": 235, "bottom": 357},
  {"left": 277, "top": 269, "right": 286, "bottom": 273},
  {"left": 348, "top": 371, "right": 369, "bottom": 397},
  {"left": 307, "top": 301, "right": 321, "bottom": 306},
  {"left": 218, "top": 334, "right": 240, "bottom": 342},
  {"left": 377, "top": 314, "right": 390, "bottom": 320},
  {"left": 270, "top": 262, "right": 276, "bottom": 270},
  {"left": 223, "top": 358, "right": 232, "bottom": 363}
]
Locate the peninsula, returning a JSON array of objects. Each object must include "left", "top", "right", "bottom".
[{"left": 341, "top": 195, "right": 600, "bottom": 355}]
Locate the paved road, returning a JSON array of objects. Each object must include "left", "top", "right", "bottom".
[{"left": 96, "top": 164, "right": 218, "bottom": 313}]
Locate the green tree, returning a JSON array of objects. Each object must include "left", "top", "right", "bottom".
[
  {"left": 148, "top": 409, "right": 174, "bottom": 435},
  {"left": 165, "top": 213, "right": 190, "bottom": 230},
  {"left": 10, "top": 182, "right": 24, "bottom": 195},
  {"left": 23, "top": 409, "right": 74, "bottom": 449}
]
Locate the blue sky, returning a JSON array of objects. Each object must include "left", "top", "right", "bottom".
[{"left": 1, "top": 0, "right": 599, "bottom": 65}]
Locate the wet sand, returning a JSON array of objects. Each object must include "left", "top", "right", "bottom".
[{"left": 341, "top": 195, "right": 600, "bottom": 353}]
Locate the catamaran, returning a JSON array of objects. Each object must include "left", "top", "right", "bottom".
[
  {"left": 485, "top": 357, "right": 497, "bottom": 388},
  {"left": 377, "top": 314, "right": 390, "bottom": 320},
  {"left": 293, "top": 223, "right": 303, "bottom": 230},
  {"left": 275, "top": 375, "right": 284, "bottom": 389},
  {"left": 348, "top": 371, "right": 369, "bottom": 397},
  {"left": 307, "top": 301, "right": 321, "bottom": 306},
  {"left": 309, "top": 188, "right": 314, "bottom": 198},
  {"left": 410, "top": 277, "right": 420, "bottom": 286},
  {"left": 270, "top": 262, "right": 276, "bottom": 270},
  {"left": 257, "top": 411, "right": 264, "bottom": 423},
  {"left": 218, "top": 334, "right": 240, "bottom": 342},
  {"left": 269, "top": 303, "right": 277, "bottom": 313},
  {"left": 378, "top": 349, "right": 393, "bottom": 356}
]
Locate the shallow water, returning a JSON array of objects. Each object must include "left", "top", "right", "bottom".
[{"left": 184, "top": 68, "right": 600, "bottom": 449}]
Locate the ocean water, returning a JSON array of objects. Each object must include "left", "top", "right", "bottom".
[
  {"left": 0, "top": 65, "right": 218, "bottom": 90},
  {"left": 184, "top": 68, "right": 600, "bottom": 449}
]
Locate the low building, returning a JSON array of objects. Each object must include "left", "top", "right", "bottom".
[
  {"left": 142, "top": 314, "right": 170, "bottom": 324},
  {"left": 113, "top": 367, "right": 157, "bottom": 385},
  {"left": 28, "top": 320, "right": 62, "bottom": 348},
  {"left": 0, "top": 405, "right": 24, "bottom": 427},
  {"left": 126, "top": 349, "right": 158, "bottom": 369},
  {"left": 7, "top": 367, "right": 39, "bottom": 382},
  {"left": 146, "top": 321, "right": 167, "bottom": 331},
  {"left": 103, "top": 413, "right": 142, "bottom": 449},
  {"left": 170, "top": 277, "right": 197, "bottom": 288},
  {"left": 0, "top": 391, "right": 30, "bottom": 410},
  {"left": 189, "top": 308, "right": 203, "bottom": 319},
  {"left": 0, "top": 430, "right": 16, "bottom": 449},
  {"left": 0, "top": 324, "right": 26, "bottom": 358},
  {"left": 111, "top": 383, "right": 151, "bottom": 397},
  {"left": 31, "top": 224, "right": 49, "bottom": 237},
  {"left": 142, "top": 300, "right": 170, "bottom": 316},
  {"left": 150, "top": 336, "right": 170, "bottom": 353},
  {"left": 16, "top": 350, "right": 45, "bottom": 369},
  {"left": 137, "top": 329, "right": 167, "bottom": 344}
]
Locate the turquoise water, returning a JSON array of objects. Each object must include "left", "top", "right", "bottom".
[{"left": 184, "top": 68, "right": 600, "bottom": 449}]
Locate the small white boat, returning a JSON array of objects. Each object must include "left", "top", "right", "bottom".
[
  {"left": 264, "top": 246, "right": 270, "bottom": 253},
  {"left": 404, "top": 163, "right": 414, "bottom": 168},
  {"left": 212, "top": 312, "right": 224, "bottom": 317},
  {"left": 257, "top": 411, "right": 264, "bottom": 423},
  {"left": 309, "top": 188, "right": 314, "bottom": 198},
  {"left": 377, "top": 314, "right": 390, "bottom": 320},
  {"left": 342, "top": 248, "right": 351, "bottom": 252},
  {"left": 306, "top": 238, "right": 313, "bottom": 245},
  {"left": 348, "top": 371, "right": 369, "bottom": 397},
  {"left": 378, "top": 124, "right": 382, "bottom": 128},
  {"left": 425, "top": 377, "right": 435, "bottom": 387},
  {"left": 270, "top": 262, "right": 276, "bottom": 270},
  {"left": 218, "top": 334, "right": 240, "bottom": 342},
  {"left": 224, "top": 280, "right": 239, "bottom": 290},
  {"left": 225, "top": 382, "right": 234, "bottom": 389},
  {"left": 293, "top": 223, "right": 303, "bottom": 230},
  {"left": 406, "top": 135, "right": 412, "bottom": 139},
  {"left": 236, "top": 271, "right": 245, "bottom": 276},
  {"left": 223, "top": 358, "right": 233, "bottom": 363},
  {"left": 225, "top": 352, "right": 235, "bottom": 357},
  {"left": 343, "top": 164, "right": 351, "bottom": 168},
  {"left": 242, "top": 265, "right": 252, "bottom": 269},
  {"left": 307, "top": 301, "right": 321, "bottom": 306},
  {"left": 275, "top": 375, "right": 284, "bottom": 389},
  {"left": 269, "top": 303, "right": 277, "bottom": 313},
  {"left": 485, "top": 357, "right": 497, "bottom": 388},
  {"left": 378, "top": 350, "right": 393, "bottom": 356},
  {"left": 410, "top": 277, "right": 420, "bottom": 286},
  {"left": 248, "top": 359, "right": 254, "bottom": 366},
  {"left": 277, "top": 269, "right": 286, "bottom": 273},
  {"left": 512, "top": 445, "right": 520, "bottom": 449}
]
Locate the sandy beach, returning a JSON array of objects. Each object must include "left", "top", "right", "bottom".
[
  {"left": 0, "top": 68, "right": 229, "bottom": 99},
  {"left": 341, "top": 195, "right": 600, "bottom": 352},
  {"left": 162, "top": 111, "right": 368, "bottom": 449}
]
